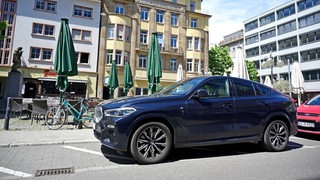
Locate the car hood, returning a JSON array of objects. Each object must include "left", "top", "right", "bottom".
[
  {"left": 297, "top": 104, "right": 320, "bottom": 114},
  {"left": 98, "top": 95, "right": 183, "bottom": 109}
]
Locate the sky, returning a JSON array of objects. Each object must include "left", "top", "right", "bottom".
[{"left": 202, "top": 0, "right": 291, "bottom": 46}]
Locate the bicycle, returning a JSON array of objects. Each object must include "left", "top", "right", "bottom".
[{"left": 45, "top": 96, "right": 94, "bottom": 130}]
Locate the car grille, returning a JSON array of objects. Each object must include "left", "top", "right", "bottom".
[{"left": 298, "top": 119, "right": 320, "bottom": 131}]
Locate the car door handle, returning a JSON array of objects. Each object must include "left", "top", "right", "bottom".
[
  {"left": 259, "top": 101, "right": 271, "bottom": 106},
  {"left": 222, "top": 103, "right": 232, "bottom": 108}
]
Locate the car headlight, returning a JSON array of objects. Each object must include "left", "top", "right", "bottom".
[{"left": 104, "top": 107, "right": 136, "bottom": 117}]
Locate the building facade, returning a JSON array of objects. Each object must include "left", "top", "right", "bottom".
[
  {"left": 243, "top": 0, "right": 320, "bottom": 99},
  {"left": 97, "top": 0, "right": 211, "bottom": 98},
  {"left": 219, "top": 29, "right": 243, "bottom": 59},
  {"left": 0, "top": 0, "right": 100, "bottom": 98}
]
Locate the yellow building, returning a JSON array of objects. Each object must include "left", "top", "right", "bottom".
[{"left": 97, "top": 0, "right": 211, "bottom": 98}]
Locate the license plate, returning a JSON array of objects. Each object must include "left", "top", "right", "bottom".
[{"left": 298, "top": 121, "right": 315, "bottom": 128}]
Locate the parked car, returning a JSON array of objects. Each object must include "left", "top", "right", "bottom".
[
  {"left": 93, "top": 76, "right": 297, "bottom": 164},
  {"left": 297, "top": 94, "right": 320, "bottom": 135}
]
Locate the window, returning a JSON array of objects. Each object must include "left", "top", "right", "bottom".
[
  {"left": 140, "top": 30, "right": 148, "bottom": 44},
  {"left": 190, "top": 18, "right": 197, "bottom": 27},
  {"left": 278, "top": 36, "right": 297, "bottom": 50},
  {"left": 125, "top": 26, "right": 131, "bottom": 41},
  {"left": 108, "top": 24, "right": 115, "bottom": 39},
  {"left": 156, "top": 11, "right": 164, "bottom": 23},
  {"left": 72, "top": 29, "right": 91, "bottom": 41},
  {"left": 299, "top": 12, "right": 320, "bottom": 28},
  {"left": 260, "top": 42, "right": 276, "bottom": 54},
  {"left": 303, "top": 70, "right": 320, "bottom": 81},
  {"left": 139, "top": 55, "right": 147, "bottom": 68},
  {"left": 30, "top": 47, "right": 52, "bottom": 61},
  {"left": 73, "top": 5, "right": 93, "bottom": 18},
  {"left": 34, "top": 0, "right": 56, "bottom": 13},
  {"left": 190, "top": 1, "right": 195, "bottom": 12},
  {"left": 194, "top": 59, "right": 199, "bottom": 72},
  {"left": 194, "top": 37, "right": 199, "bottom": 50},
  {"left": 298, "top": 0, "right": 320, "bottom": 11},
  {"left": 246, "top": 47, "right": 259, "bottom": 58},
  {"left": 115, "top": 3, "right": 124, "bottom": 14},
  {"left": 301, "top": 48, "right": 320, "bottom": 62},
  {"left": 3, "top": 1, "right": 15, "bottom": 12},
  {"left": 187, "top": 59, "right": 192, "bottom": 72},
  {"left": 157, "top": 33, "right": 164, "bottom": 49},
  {"left": 106, "top": 50, "right": 113, "bottom": 64},
  {"left": 245, "top": 33, "right": 259, "bottom": 45},
  {"left": 141, "top": 8, "right": 149, "bottom": 20},
  {"left": 187, "top": 37, "right": 192, "bottom": 49},
  {"left": 245, "top": 20, "right": 258, "bottom": 32},
  {"left": 260, "top": 28, "right": 276, "bottom": 41},
  {"left": 76, "top": 52, "right": 89, "bottom": 64},
  {"left": 277, "top": 5, "right": 295, "bottom": 20},
  {"left": 201, "top": 38, "right": 205, "bottom": 52},
  {"left": 200, "top": 79, "right": 229, "bottom": 98},
  {"left": 117, "top": 25, "right": 123, "bottom": 40},
  {"left": 234, "top": 80, "right": 255, "bottom": 96},
  {"left": 171, "top": 35, "right": 177, "bottom": 48},
  {"left": 279, "top": 53, "right": 298, "bottom": 62},
  {"left": 260, "top": 13, "right": 275, "bottom": 26},
  {"left": 135, "top": 88, "right": 148, "bottom": 95},
  {"left": 300, "top": 29, "right": 320, "bottom": 45},
  {"left": 277, "top": 21, "right": 296, "bottom": 35},
  {"left": 115, "top": 51, "right": 122, "bottom": 65},
  {"left": 171, "top": 13, "right": 178, "bottom": 26},
  {"left": 32, "top": 23, "right": 54, "bottom": 36},
  {"left": 170, "top": 58, "right": 177, "bottom": 71}
]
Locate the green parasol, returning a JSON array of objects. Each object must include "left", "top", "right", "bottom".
[
  {"left": 107, "top": 61, "right": 119, "bottom": 98},
  {"left": 123, "top": 61, "right": 133, "bottom": 93},
  {"left": 147, "top": 33, "right": 162, "bottom": 95}
]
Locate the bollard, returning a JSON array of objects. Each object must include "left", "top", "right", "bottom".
[{"left": 4, "top": 97, "right": 12, "bottom": 130}]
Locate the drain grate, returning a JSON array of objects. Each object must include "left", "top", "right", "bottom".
[{"left": 35, "top": 167, "right": 74, "bottom": 177}]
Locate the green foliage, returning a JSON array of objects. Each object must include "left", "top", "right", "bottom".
[
  {"left": 208, "top": 45, "right": 233, "bottom": 76},
  {"left": 0, "top": 21, "right": 7, "bottom": 40},
  {"left": 245, "top": 60, "right": 259, "bottom": 82}
]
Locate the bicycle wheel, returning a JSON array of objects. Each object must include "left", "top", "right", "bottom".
[
  {"left": 45, "top": 106, "right": 66, "bottom": 130},
  {"left": 81, "top": 108, "right": 93, "bottom": 128}
]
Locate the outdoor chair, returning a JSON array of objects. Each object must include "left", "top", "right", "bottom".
[
  {"left": 11, "top": 98, "right": 23, "bottom": 119},
  {"left": 31, "top": 99, "right": 48, "bottom": 125}
]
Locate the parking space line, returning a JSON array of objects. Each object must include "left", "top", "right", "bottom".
[
  {"left": 62, "top": 145, "right": 104, "bottom": 156},
  {"left": 0, "top": 166, "right": 32, "bottom": 178}
]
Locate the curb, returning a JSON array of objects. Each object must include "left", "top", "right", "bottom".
[{"left": 0, "top": 139, "right": 99, "bottom": 147}]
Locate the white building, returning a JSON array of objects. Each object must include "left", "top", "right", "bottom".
[
  {"left": 243, "top": 0, "right": 320, "bottom": 100},
  {"left": 0, "top": 0, "right": 101, "bottom": 98}
]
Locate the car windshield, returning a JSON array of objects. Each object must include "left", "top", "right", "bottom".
[
  {"left": 157, "top": 78, "right": 203, "bottom": 95},
  {"left": 306, "top": 95, "right": 320, "bottom": 105}
]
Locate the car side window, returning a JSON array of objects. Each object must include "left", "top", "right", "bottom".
[
  {"left": 234, "top": 80, "right": 255, "bottom": 97},
  {"left": 200, "top": 79, "right": 229, "bottom": 98},
  {"left": 255, "top": 84, "right": 271, "bottom": 95}
]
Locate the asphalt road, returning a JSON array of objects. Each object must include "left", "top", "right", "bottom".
[{"left": 0, "top": 134, "right": 319, "bottom": 180}]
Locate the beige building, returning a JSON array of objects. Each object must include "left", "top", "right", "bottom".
[
  {"left": 219, "top": 29, "right": 244, "bottom": 59},
  {"left": 97, "top": 0, "right": 211, "bottom": 98}
]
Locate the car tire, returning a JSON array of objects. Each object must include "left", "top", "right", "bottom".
[
  {"left": 262, "top": 120, "right": 289, "bottom": 152},
  {"left": 130, "top": 122, "right": 172, "bottom": 164}
]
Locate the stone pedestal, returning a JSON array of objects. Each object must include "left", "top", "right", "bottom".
[{"left": 5, "top": 71, "right": 23, "bottom": 98}]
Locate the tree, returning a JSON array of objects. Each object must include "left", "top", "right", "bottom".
[
  {"left": 0, "top": 21, "right": 7, "bottom": 40},
  {"left": 208, "top": 45, "right": 233, "bottom": 76},
  {"left": 245, "top": 60, "right": 259, "bottom": 82}
]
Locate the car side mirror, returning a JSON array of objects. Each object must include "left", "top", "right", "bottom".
[{"left": 195, "top": 89, "right": 208, "bottom": 98}]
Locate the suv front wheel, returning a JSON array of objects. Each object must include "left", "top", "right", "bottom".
[
  {"left": 130, "top": 122, "right": 172, "bottom": 164},
  {"left": 262, "top": 120, "right": 289, "bottom": 151}
]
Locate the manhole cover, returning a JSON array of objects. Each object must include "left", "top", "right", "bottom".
[{"left": 35, "top": 167, "right": 74, "bottom": 177}]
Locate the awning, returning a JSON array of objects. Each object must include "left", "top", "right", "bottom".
[{"left": 38, "top": 77, "right": 87, "bottom": 84}]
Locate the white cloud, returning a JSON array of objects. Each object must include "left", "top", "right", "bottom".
[{"left": 202, "top": 0, "right": 290, "bottom": 46}]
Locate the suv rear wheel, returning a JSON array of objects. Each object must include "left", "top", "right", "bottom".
[
  {"left": 262, "top": 120, "right": 289, "bottom": 151},
  {"left": 130, "top": 122, "right": 172, "bottom": 164}
]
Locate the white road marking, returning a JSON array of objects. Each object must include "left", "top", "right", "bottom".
[
  {"left": 0, "top": 166, "right": 32, "bottom": 178},
  {"left": 61, "top": 145, "right": 103, "bottom": 156}
]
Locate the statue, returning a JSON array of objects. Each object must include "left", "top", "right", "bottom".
[{"left": 11, "top": 47, "right": 23, "bottom": 72}]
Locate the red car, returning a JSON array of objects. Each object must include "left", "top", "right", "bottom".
[{"left": 297, "top": 95, "right": 320, "bottom": 134}]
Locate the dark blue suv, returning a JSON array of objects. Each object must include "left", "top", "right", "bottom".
[{"left": 93, "top": 76, "right": 297, "bottom": 164}]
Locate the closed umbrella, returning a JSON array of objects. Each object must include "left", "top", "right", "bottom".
[
  {"left": 291, "top": 62, "right": 304, "bottom": 105},
  {"left": 107, "top": 61, "right": 119, "bottom": 98},
  {"left": 54, "top": 18, "right": 78, "bottom": 101},
  {"left": 123, "top": 61, "right": 133, "bottom": 93},
  {"left": 231, "top": 46, "right": 249, "bottom": 80},
  {"left": 264, "top": 76, "right": 273, "bottom": 88},
  {"left": 147, "top": 33, "right": 162, "bottom": 94},
  {"left": 176, "top": 64, "right": 183, "bottom": 81}
]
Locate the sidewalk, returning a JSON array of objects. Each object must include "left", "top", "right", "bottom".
[{"left": 0, "top": 116, "right": 98, "bottom": 147}]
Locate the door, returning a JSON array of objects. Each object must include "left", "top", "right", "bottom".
[
  {"left": 24, "top": 82, "right": 36, "bottom": 98},
  {"left": 183, "top": 78, "right": 235, "bottom": 143}
]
